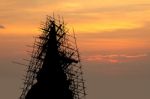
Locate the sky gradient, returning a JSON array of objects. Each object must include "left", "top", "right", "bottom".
[{"left": 0, "top": 0, "right": 150, "bottom": 99}]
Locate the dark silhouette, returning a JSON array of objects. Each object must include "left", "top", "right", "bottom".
[{"left": 19, "top": 16, "right": 86, "bottom": 99}]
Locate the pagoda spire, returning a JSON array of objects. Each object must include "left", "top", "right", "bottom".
[{"left": 20, "top": 16, "right": 86, "bottom": 99}]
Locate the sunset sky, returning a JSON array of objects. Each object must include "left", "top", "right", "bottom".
[{"left": 0, "top": 0, "right": 150, "bottom": 99}]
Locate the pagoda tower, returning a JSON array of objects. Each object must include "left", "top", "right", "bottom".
[{"left": 19, "top": 16, "right": 86, "bottom": 99}]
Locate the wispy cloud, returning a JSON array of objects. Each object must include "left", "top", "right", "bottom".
[
  {"left": 78, "top": 22, "right": 150, "bottom": 40},
  {"left": 58, "top": 3, "right": 150, "bottom": 16},
  {"left": 83, "top": 54, "right": 148, "bottom": 63},
  {"left": 0, "top": 25, "right": 5, "bottom": 29}
]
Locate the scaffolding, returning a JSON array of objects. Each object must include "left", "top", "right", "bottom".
[{"left": 19, "top": 16, "right": 86, "bottom": 99}]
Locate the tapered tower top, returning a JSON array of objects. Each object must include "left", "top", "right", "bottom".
[{"left": 20, "top": 16, "right": 86, "bottom": 99}]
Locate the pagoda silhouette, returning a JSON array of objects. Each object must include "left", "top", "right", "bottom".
[{"left": 19, "top": 16, "right": 86, "bottom": 99}]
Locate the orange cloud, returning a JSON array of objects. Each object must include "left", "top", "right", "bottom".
[
  {"left": 83, "top": 54, "right": 148, "bottom": 63},
  {"left": 1, "top": 0, "right": 150, "bottom": 35},
  {"left": 0, "top": 25, "right": 5, "bottom": 29}
]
